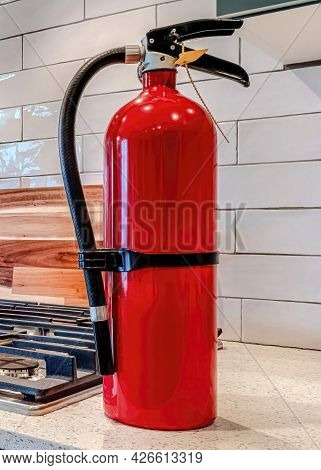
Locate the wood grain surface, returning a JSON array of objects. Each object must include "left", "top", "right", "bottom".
[
  {"left": 0, "top": 212, "right": 102, "bottom": 240},
  {"left": 0, "top": 185, "right": 104, "bottom": 307},
  {"left": 0, "top": 186, "right": 103, "bottom": 211},
  {"left": 12, "top": 267, "right": 87, "bottom": 300},
  {"left": 0, "top": 240, "right": 78, "bottom": 269}
]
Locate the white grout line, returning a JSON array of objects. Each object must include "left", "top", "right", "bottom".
[
  {"left": 221, "top": 159, "right": 321, "bottom": 167},
  {"left": 219, "top": 295, "right": 321, "bottom": 307},
  {"left": 0, "top": 1, "right": 176, "bottom": 43},
  {"left": 226, "top": 251, "right": 321, "bottom": 257},
  {"left": 220, "top": 206, "right": 321, "bottom": 211},
  {"left": 20, "top": 30, "right": 23, "bottom": 70},
  {"left": 233, "top": 210, "right": 237, "bottom": 254},
  {"left": 240, "top": 298, "right": 243, "bottom": 342}
]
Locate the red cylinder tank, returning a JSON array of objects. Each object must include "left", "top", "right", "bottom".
[{"left": 103, "top": 69, "right": 217, "bottom": 430}]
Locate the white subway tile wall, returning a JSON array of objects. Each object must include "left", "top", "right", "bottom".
[
  {"left": 217, "top": 210, "right": 235, "bottom": 254},
  {"left": 157, "top": 0, "right": 216, "bottom": 25},
  {"left": 0, "top": 36, "right": 21, "bottom": 74},
  {"left": 0, "top": 60, "right": 84, "bottom": 108},
  {"left": 83, "top": 134, "right": 104, "bottom": 173},
  {"left": 240, "top": 39, "right": 284, "bottom": 75},
  {"left": 0, "top": 136, "right": 82, "bottom": 178},
  {"left": 219, "top": 162, "right": 321, "bottom": 209},
  {"left": 21, "top": 171, "right": 103, "bottom": 188},
  {"left": 76, "top": 91, "right": 138, "bottom": 135},
  {"left": 218, "top": 254, "right": 321, "bottom": 303},
  {"left": 23, "top": 102, "right": 61, "bottom": 141},
  {"left": 216, "top": 122, "right": 237, "bottom": 166},
  {"left": 237, "top": 209, "right": 321, "bottom": 255},
  {"left": 217, "top": 298, "right": 242, "bottom": 342},
  {"left": 0, "top": 0, "right": 21, "bottom": 4},
  {"left": 179, "top": 66, "right": 321, "bottom": 121},
  {"left": 0, "top": 5, "right": 21, "bottom": 38},
  {"left": 23, "top": 8, "right": 155, "bottom": 68},
  {"left": 0, "top": 0, "right": 84, "bottom": 39},
  {"left": 0, "top": 0, "right": 320, "bottom": 349},
  {"left": 21, "top": 174, "right": 63, "bottom": 188},
  {"left": 0, "top": 177, "right": 20, "bottom": 189},
  {"left": 0, "top": 107, "right": 21, "bottom": 142},
  {"left": 242, "top": 299, "right": 321, "bottom": 350},
  {"left": 86, "top": 0, "right": 177, "bottom": 19},
  {"left": 239, "top": 114, "right": 321, "bottom": 164}
]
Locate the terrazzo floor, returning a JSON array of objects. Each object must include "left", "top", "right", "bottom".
[{"left": 1, "top": 342, "right": 321, "bottom": 450}]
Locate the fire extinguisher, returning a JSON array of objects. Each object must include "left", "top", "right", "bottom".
[{"left": 59, "top": 19, "right": 249, "bottom": 430}]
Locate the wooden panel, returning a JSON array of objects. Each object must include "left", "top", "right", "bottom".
[
  {"left": 0, "top": 240, "right": 78, "bottom": 269},
  {"left": 0, "top": 185, "right": 104, "bottom": 306},
  {"left": 0, "top": 211, "right": 102, "bottom": 240},
  {"left": 0, "top": 285, "right": 66, "bottom": 305},
  {"left": 12, "top": 267, "right": 87, "bottom": 301},
  {"left": 64, "top": 298, "right": 91, "bottom": 308},
  {"left": 0, "top": 268, "right": 13, "bottom": 288},
  {"left": 0, "top": 186, "right": 103, "bottom": 212},
  {"left": 0, "top": 240, "right": 103, "bottom": 270},
  {"left": 0, "top": 186, "right": 103, "bottom": 241}
]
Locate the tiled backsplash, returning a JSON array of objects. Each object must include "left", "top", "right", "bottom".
[{"left": 0, "top": 0, "right": 321, "bottom": 349}]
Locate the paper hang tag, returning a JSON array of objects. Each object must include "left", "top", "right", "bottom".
[{"left": 175, "top": 49, "right": 208, "bottom": 66}]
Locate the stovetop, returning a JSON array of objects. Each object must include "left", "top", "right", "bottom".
[{"left": 0, "top": 299, "right": 102, "bottom": 415}]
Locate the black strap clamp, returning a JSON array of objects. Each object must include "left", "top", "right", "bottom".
[{"left": 78, "top": 249, "right": 219, "bottom": 272}]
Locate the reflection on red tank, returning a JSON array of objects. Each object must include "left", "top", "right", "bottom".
[{"left": 103, "top": 70, "right": 217, "bottom": 430}]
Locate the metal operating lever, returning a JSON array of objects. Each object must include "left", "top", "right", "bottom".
[{"left": 141, "top": 18, "right": 250, "bottom": 87}]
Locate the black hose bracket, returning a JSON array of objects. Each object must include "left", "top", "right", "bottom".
[{"left": 79, "top": 249, "right": 219, "bottom": 272}]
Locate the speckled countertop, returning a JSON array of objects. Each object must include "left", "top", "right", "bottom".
[{"left": 1, "top": 342, "right": 321, "bottom": 450}]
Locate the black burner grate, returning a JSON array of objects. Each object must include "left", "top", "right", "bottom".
[{"left": 0, "top": 299, "right": 101, "bottom": 404}]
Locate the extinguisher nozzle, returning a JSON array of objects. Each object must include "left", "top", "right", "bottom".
[{"left": 93, "top": 320, "right": 114, "bottom": 376}]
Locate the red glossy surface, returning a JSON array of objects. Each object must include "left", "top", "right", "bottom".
[{"left": 103, "top": 70, "right": 217, "bottom": 430}]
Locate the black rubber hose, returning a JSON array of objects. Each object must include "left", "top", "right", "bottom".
[{"left": 58, "top": 47, "right": 126, "bottom": 375}]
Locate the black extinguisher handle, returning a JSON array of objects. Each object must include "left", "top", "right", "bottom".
[
  {"left": 145, "top": 18, "right": 249, "bottom": 87},
  {"left": 185, "top": 47, "right": 250, "bottom": 87},
  {"left": 147, "top": 18, "right": 243, "bottom": 45}
]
